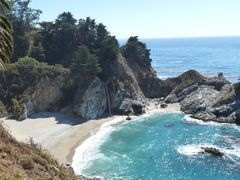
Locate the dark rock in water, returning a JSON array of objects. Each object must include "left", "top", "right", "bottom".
[
  {"left": 164, "top": 122, "right": 174, "bottom": 128},
  {"left": 201, "top": 147, "right": 224, "bottom": 157},
  {"left": 160, "top": 103, "right": 168, "bottom": 108},
  {"left": 126, "top": 116, "right": 132, "bottom": 121}
]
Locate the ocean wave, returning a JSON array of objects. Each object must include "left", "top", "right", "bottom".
[
  {"left": 183, "top": 115, "right": 240, "bottom": 132},
  {"left": 170, "top": 60, "right": 184, "bottom": 64},
  {"left": 177, "top": 144, "right": 240, "bottom": 160},
  {"left": 72, "top": 120, "right": 118, "bottom": 176}
]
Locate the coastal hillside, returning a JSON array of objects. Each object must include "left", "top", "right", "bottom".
[
  {"left": 1, "top": 1, "right": 239, "bottom": 123},
  {"left": 0, "top": 123, "right": 77, "bottom": 179},
  {"left": 1, "top": 1, "right": 240, "bottom": 179}
]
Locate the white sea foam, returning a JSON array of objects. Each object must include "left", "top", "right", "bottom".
[
  {"left": 72, "top": 119, "right": 120, "bottom": 176},
  {"left": 171, "top": 60, "right": 184, "bottom": 64},
  {"left": 177, "top": 144, "right": 240, "bottom": 161},
  {"left": 177, "top": 144, "right": 204, "bottom": 156},
  {"left": 183, "top": 115, "right": 240, "bottom": 131}
]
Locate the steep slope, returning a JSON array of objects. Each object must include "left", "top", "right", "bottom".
[{"left": 0, "top": 123, "right": 77, "bottom": 179}]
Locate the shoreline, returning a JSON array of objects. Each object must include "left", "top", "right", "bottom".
[{"left": 2, "top": 102, "right": 181, "bottom": 164}]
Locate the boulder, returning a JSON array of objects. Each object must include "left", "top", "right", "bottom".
[
  {"left": 126, "top": 116, "right": 132, "bottom": 121},
  {"left": 119, "top": 99, "right": 143, "bottom": 115},
  {"left": 201, "top": 147, "right": 224, "bottom": 157},
  {"left": 160, "top": 102, "right": 168, "bottom": 108}
]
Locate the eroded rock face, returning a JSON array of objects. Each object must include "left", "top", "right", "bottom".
[
  {"left": 107, "top": 55, "right": 145, "bottom": 113},
  {"left": 180, "top": 85, "right": 220, "bottom": 114},
  {"left": 19, "top": 75, "right": 68, "bottom": 120},
  {"left": 73, "top": 77, "right": 107, "bottom": 119}
]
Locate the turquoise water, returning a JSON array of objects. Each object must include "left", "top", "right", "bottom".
[{"left": 72, "top": 113, "right": 240, "bottom": 179}]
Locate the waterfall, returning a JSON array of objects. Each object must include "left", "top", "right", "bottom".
[{"left": 105, "top": 83, "right": 111, "bottom": 115}]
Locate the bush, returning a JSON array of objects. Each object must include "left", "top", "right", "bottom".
[
  {"left": 70, "top": 45, "right": 101, "bottom": 75},
  {"left": 30, "top": 46, "right": 46, "bottom": 62},
  {"left": 16, "top": 56, "right": 40, "bottom": 67},
  {"left": 20, "top": 155, "right": 34, "bottom": 169},
  {"left": 121, "top": 36, "right": 152, "bottom": 66},
  {"left": 32, "top": 154, "right": 48, "bottom": 167}
]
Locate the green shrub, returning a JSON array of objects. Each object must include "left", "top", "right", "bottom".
[
  {"left": 20, "top": 155, "right": 34, "bottom": 169},
  {"left": 54, "top": 64, "right": 64, "bottom": 69},
  {"left": 16, "top": 56, "right": 40, "bottom": 66},
  {"left": 32, "top": 154, "right": 48, "bottom": 167},
  {"left": 30, "top": 46, "right": 46, "bottom": 62}
]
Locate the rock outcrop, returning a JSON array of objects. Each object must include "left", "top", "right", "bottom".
[
  {"left": 72, "top": 77, "right": 107, "bottom": 119},
  {"left": 201, "top": 147, "right": 225, "bottom": 157},
  {"left": 163, "top": 71, "right": 240, "bottom": 124}
]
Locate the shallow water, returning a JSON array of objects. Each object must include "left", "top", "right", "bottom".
[{"left": 72, "top": 113, "right": 240, "bottom": 179}]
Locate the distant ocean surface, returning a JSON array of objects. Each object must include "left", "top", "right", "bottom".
[{"left": 123, "top": 36, "right": 240, "bottom": 83}]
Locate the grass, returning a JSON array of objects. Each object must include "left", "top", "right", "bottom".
[{"left": 0, "top": 122, "right": 77, "bottom": 179}]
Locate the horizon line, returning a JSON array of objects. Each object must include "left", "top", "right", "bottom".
[{"left": 117, "top": 35, "right": 240, "bottom": 41}]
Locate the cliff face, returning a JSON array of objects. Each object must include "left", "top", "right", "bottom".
[
  {"left": 106, "top": 54, "right": 145, "bottom": 114},
  {"left": 1, "top": 53, "right": 239, "bottom": 124},
  {"left": 0, "top": 54, "right": 147, "bottom": 120}
]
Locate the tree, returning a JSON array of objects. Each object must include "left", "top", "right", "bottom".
[
  {"left": 121, "top": 36, "right": 152, "bottom": 67},
  {"left": 77, "top": 17, "right": 97, "bottom": 50},
  {"left": 40, "top": 12, "right": 77, "bottom": 66},
  {"left": 70, "top": 45, "right": 101, "bottom": 76},
  {"left": 3, "top": 0, "right": 42, "bottom": 62},
  {"left": 0, "top": 0, "right": 13, "bottom": 69},
  {"left": 97, "top": 36, "right": 119, "bottom": 79}
]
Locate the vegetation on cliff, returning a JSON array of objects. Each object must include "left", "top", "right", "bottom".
[{"left": 0, "top": 123, "right": 77, "bottom": 179}]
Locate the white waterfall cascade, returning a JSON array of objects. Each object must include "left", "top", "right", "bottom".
[{"left": 105, "top": 83, "right": 111, "bottom": 115}]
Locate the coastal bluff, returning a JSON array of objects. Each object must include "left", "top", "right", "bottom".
[{"left": 0, "top": 52, "right": 240, "bottom": 124}]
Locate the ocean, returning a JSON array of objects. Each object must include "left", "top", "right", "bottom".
[
  {"left": 72, "top": 37, "right": 240, "bottom": 179},
  {"left": 72, "top": 113, "right": 240, "bottom": 179},
  {"left": 125, "top": 36, "right": 240, "bottom": 83}
]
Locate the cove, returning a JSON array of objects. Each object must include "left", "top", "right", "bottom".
[{"left": 72, "top": 113, "right": 240, "bottom": 179}]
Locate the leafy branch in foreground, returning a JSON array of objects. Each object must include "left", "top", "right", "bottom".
[{"left": 0, "top": 0, "right": 13, "bottom": 69}]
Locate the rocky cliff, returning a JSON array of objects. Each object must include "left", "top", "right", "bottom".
[
  {"left": 1, "top": 54, "right": 239, "bottom": 124},
  {"left": 164, "top": 72, "right": 240, "bottom": 124}
]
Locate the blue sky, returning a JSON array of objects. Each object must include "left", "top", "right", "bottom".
[{"left": 30, "top": 0, "right": 240, "bottom": 39}]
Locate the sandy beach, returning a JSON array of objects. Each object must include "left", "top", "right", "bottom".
[{"left": 2, "top": 102, "right": 180, "bottom": 164}]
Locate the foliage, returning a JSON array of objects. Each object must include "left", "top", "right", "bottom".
[
  {"left": 0, "top": 123, "right": 76, "bottom": 179},
  {"left": 97, "top": 35, "right": 119, "bottom": 79},
  {"left": 0, "top": 0, "right": 14, "bottom": 69},
  {"left": 16, "top": 56, "right": 39, "bottom": 66},
  {"left": 70, "top": 45, "right": 101, "bottom": 75},
  {"left": 29, "top": 45, "right": 45, "bottom": 62},
  {"left": 40, "top": 14, "right": 119, "bottom": 70},
  {"left": 40, "top": 12, "right": 77, "bottom": 66},
  {"left": 3, "top": 0, "right": 42, "bottom": 62},
  {"left": 121, "top": 36, "right": 152, "bottom": 66},
  {"left": 20, "top": 155, "right": 34, "bottom": 169},
  {"left": 32, "top": 154, "right": 48, "bottom": 166},
  {"left": 0, "top": 61, "right": 68, "bottom": 118}
]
